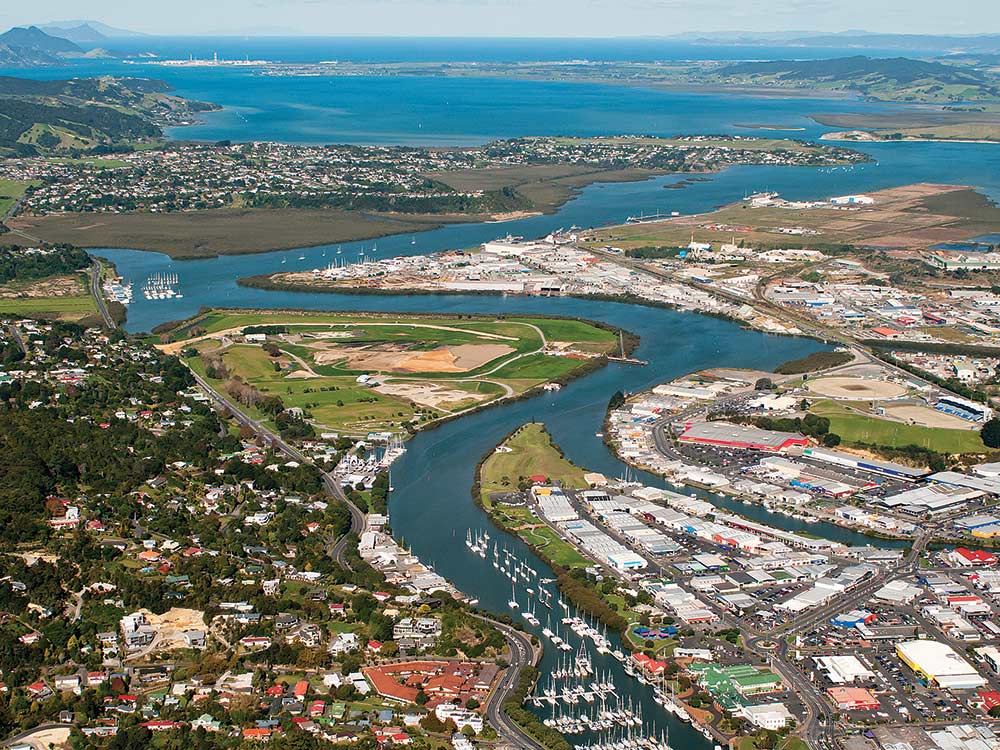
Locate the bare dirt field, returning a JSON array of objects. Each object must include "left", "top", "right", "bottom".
[
  {"left": 882, "top": 404, "right": 977, "bottom": 430},
  {"left": 374, "top": 381, "right": 493, "bottom": 409},
  {"left": 17, "top": 726, "right": 71, "bottom": 750},
  {"left": 310, "top": 343, "right": 514, "bottom": 373},
  {"left": 0, "top": 274, "right": 84, "bottom": 299},
  {"left": 807, "top": 376, "right": 908, "bottom": 400}
]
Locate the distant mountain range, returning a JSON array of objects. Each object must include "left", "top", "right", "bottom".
[
  {"left": 39, "top": 20, "right": 145, "bottom": 39},
  {"left": 673, "top": 31, "right": 1000, "bottom": 54},
  {"left": 0, "top": 25, "right": 82, "bottom": 66}
]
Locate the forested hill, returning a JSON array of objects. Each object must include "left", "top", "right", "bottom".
[
  {"left": 712, "top": 55, "right": 1000, "bottom": 102},
  {"left": 0, "top": 75, "right": 219, "bottom": 156}
]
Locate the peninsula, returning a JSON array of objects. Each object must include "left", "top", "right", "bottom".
[{"left": 1, "top": 135, "right": 867, "bottom": 257}]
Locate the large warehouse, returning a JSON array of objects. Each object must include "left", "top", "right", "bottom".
[
  {"left": 677, "top": 422, "right": 808, "bottom": 452},
  {"left": 896, "top": 640, "right": 987, "bottom": 690}
]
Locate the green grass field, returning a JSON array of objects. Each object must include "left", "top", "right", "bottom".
[
  {"left": 480, "top": 423, "right": 590, "bottom": 500},
  {"left": 0, "top": 272, "right": 98, "bottom": 322},
  {"left": 479, "top": 423, "right": 592, "bottom": 570},
  {"left": 0, "top": 178, "right": 32, "bottom": 217},
  {"left": 170, "top": 309, "right": 617, "bottom": 435},
  {"left": 811, "top": 400, "right": 988, "bottom": 453}
]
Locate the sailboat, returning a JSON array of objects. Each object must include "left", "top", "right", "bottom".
[{"left": 508, "top": 584, "right": 519, "bottom": 610}]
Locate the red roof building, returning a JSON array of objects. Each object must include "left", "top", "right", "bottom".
[
  {"left": 978, "top": 690, "right": 1000, "bottom": 712},
  {"left": 954, "top": 548, "right": 998, "bottom": 566},
  {"left": 827, "top": 687, "right": 880, "bottom": 711}
]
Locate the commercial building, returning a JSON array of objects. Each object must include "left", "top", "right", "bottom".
[
  {"left": 896, "top": 640, "right": 988, "bottom": 690},
  {"left": 826, "top": 687, "right": 880, "bottom": 711},
  {"left": 676, "top": 421, "right": 808, "bottom": 452},
  {"left": 739, "top": 703, "right": 794, "bottom": 730},
  {"left": 814, "top": 655, "right": 876, "bottom": 684},
  {"left": 879, "top": 484, "right": 982, "bottom": 516}
]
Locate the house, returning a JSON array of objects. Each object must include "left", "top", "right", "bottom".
[
  {"left": 27, "top": 681, "right": 52, "bottom": 699},
  {"left": 243, "top": 728, "right": 273, "bottom": 741},
  {"left": 240, "top": 636, "right": 272, "bottom": 651},
  {"left": 330, "top": 632, "right": 359, "bottom": 655},
  {"left": 121, "top": 612, "right": 156, "bottom": 650},
  {"left": 393, "top": 618, "right": 442, "bottom": 650},
  {"left": 54, "top": 674, "right": 82, "bottom": 694},
  {"left": 191, "top": 714, "right": 221, "bottom": 732}
]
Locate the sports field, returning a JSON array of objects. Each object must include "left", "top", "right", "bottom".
[
  {"left": 810, "top": 399, "right": 987, "bottom": 453},
  {"left": 806, "top": 376, "right": 908, "bottom": 400},
  {"left": 162, "top": 309, "right": 617, "bottom": 435}
]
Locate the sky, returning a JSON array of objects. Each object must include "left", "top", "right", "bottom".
[{"left": 4, "top": 0, "right": 1000, "bottom": 37}]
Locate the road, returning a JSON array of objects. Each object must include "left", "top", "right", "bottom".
[
  {"left": 188, "top": 370, "right": 365, "bottom": 567},
  {"left": 88, "top": 261, "right": 115, "bottom": 328},
  {"left": 475, "top": 615, "right": 545, "bottom": 750}
]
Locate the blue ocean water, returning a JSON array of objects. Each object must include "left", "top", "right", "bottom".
[{"left": 5, "top": 37, "right": 1000, "bottom": 328}]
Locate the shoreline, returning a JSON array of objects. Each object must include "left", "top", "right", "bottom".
[
  {"left": 149, "top": 305, "right": 639, "bottom": 439},
  {"left": 235, "top": 275, "right": 814, "bottom": 343},
  {"left": 821, "top": 130, "right": 1000, "bottom": 145},
  {"left": 8, "top": 137, "right": 867, "bottom": 258}
]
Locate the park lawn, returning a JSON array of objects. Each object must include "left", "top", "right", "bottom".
[
  {"left": 490, "top": 353, "right": 586, "bottom": 381},
  {"left": 223, "top": 345, "right": 284, "bottom": 380},
  {"left": 0, "top": 294, "right": 97, "bottom": 321},
  {"left": 480, "top": 423, "right": 590, "bottom": 499},
  {"left": 513, "top": 317, "right": 616, "bottom": 345},
  {"left": 259, "top": 374, "right": 417, "bottom": 433},
  {"left": 521, "top": 524, "right": 591, "bottom": 568},
  {"left": 0, "top": 178, "right": 33, "bottom": 216},
  {"left": 810, "top": 399, "right": 988, "bottom": 453}
]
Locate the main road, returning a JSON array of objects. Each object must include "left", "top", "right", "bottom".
[
  {"left": 476, "top": 615, "right": 545, "bottom": 750},
  {"left": 187, "top": 370, "right": 365, "bottom": 565}
]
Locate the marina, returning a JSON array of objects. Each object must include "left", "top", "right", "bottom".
[{"left": 141, "top": 272, "right": 182, "bottom": 301}]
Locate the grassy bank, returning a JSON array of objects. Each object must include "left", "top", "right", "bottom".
[{"left": 473, "top": 423, "right": 631, "bottom": 632}]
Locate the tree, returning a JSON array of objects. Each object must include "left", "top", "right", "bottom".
[
  {"left": 822, "top": 433, "right": 842, "bottom": 447},
  {"left": 754, "top": 377, "right": 773, "bottom": 391},
  {"left": 982, "top": 418, "right": 1000, "bottom": 448}
]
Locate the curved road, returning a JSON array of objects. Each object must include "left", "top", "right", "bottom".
[
  {"left": 475, "top": 615, "right": 545, "bottom": 750},
  {"left": 188, "top": 370, "right": 365, "bottom": 567}
]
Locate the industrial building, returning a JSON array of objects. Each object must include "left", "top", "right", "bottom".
[
  {"left": 879, "top": 484, "right": 983, "bottom": 516},
  {"left": 801, "top": 447, "right": 929, "bottom": 481},
  {"left": 895, "top": 640, "right": 988, "bottom": 690}
]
